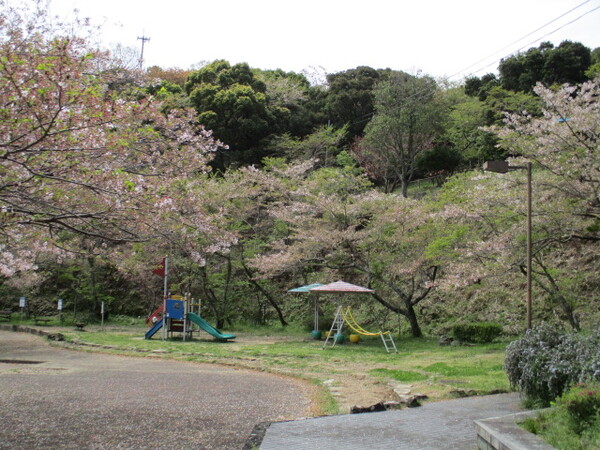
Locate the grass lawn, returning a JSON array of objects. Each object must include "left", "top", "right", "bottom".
[{"left": 45, "top": 320, "right": 512, "bottom": 414}]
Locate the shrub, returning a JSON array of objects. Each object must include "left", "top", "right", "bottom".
[
  {"left": 504, "top": 323, "right": 600, "bottom": 405},
  {"left": 519, "top": 383, "right": 600, "bottom": 448},
  {"left": 452, "top": 322, "right": 502, "bottom": 343},
  {"left": 558, "top": 382, "right": 600, "bottom": 433}
]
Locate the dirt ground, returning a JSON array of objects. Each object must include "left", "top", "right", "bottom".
[
  {"left": 0, "top": 330, "right": 318, "bottom": 449},
  {"left": 9, "top": 325, "right": 435, "bottom": 415},
  {"left": 180, "top": 333, "right": 425, "bottom": 412},
  {"left": 127, "top": 332, "right": 413, "bottom": 412}
]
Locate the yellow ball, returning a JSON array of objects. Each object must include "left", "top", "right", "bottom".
[{"left": 349, "top": 334, "right": 361, "bottom": 344}]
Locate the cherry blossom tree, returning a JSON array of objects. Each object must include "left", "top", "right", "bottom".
[
  {"left": 0, "top": 2, "right": 230, "bottom": 280},
  {"left": 436, "top": 79, "right": 600, "bottom": 330},
  {"left": 494, "top": 80, "right": 600, "bottom": 329},
  {"left": 248, "top": 161, "right": 440, "bottom": 337}
]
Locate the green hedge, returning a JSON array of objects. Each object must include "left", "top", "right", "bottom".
[{"left": 452, "top": 322, "right": 502, "bottom": 343}]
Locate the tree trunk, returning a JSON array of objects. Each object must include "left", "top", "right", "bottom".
[
  {"left": 198, "top": 266, "right": 225, "bottom": 329},
  {"left": 400, "top": 179, "right": 408, "bottom": 198},
  {"left": 87, "top": 255, "right": 99, "bottom": 316},
  {"left": 405, "top": 302, "right": 423, "bottom": 338},
  {"left": 242, "top": 264, "right": 288, "bottom": 326},
  {"left": 371, "top": 291, "right": 423, "bottom": 338}
]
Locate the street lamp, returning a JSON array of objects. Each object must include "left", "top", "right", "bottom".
[{"left": 483, "top": 160, "right": 533, "bottom": 330}]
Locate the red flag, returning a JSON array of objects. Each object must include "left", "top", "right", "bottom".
[{"left": 152, "top": 258, "right": 165, "bottom": 277}]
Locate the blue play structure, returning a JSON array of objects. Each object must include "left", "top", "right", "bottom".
[{"left": 145, "top": 298, "right": 235, "bottom": 341}]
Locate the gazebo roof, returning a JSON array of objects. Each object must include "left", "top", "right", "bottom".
[
  {"left": 309, "top": 280, "right": 374, "bottom": 293},
  {"left": 287, "top": 283, "right": 324, "bottom": 293}
]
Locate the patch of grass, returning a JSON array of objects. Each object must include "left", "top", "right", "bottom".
[
  {"left": 232, "top": 322, "right": 308, "bottom": 336},
  {"left": 369, "top": 368, "right": 428, "bottom": 382},
  {"left": 314, "top": 380, "right": 339, "bottom": 415},
  {"left": 520, "top": 408, "right": 600, "bottom": 449},
  {"left": 413, "top": 359, "right": 508, "bottom": 393},
  {"left": 422, "top": 361, "right": 499, "bottom": 377},
  {"left": 59, "top": 326, "right": 511, "bottom": 409},
  {"left": 520, "top": 383, "right": 600, "bottom": 449}
]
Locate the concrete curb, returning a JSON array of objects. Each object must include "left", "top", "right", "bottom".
[
  {"left": 475, "top": 410, "right": 555, "bottom": 449},
  {"left": 0, "top": 323, "right": 64, "bottom": 341}
]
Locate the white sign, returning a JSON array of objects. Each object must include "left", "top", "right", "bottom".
[
  {"left": 19, "top": 297, "right": 26, "bottom": 308},
  {"left": 101, "top": 302, "right": 105, "bottom": 315},
  {"left": 57, "top": 299, "right": 63, "bottom": 310}
]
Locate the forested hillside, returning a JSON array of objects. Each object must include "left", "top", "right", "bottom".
[{"left": 1, "top": 2, "right": 598, "bottom": 335}]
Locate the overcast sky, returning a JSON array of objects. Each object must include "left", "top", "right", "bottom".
[{"left": 46, "top": 0, "right": 600, "bottom": 80}]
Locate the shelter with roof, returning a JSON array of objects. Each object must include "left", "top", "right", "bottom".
[{"left": 288, "top": 280, "right": 397, "bottom": 352}]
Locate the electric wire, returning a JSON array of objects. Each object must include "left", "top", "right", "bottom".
[
  {"left": 463, "top": 4, "right": 600, "bottom": 79},
  {"left": 345, "top": 1, "right": 600, "bottom": 128},
  {"left": 447, "top": 0, "right": 596, "bottom": 80}
]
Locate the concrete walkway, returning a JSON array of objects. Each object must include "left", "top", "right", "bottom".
[{"left": 260, "top": 392, "right": 524, "bottom": 449}]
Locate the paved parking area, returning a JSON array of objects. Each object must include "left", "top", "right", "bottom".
[{"left": 0, "top": 330, "right": 312, "bottom": 449}]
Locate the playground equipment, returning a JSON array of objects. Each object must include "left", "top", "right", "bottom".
[
  {"left": 145, "top": 297, "right": 235, "bottom": 341},
  {"left": 288, "top": 283, "right": 324, "bottom": 340},
  {"left": 323, "top": 305, "right": 397, "bottom": 353}
]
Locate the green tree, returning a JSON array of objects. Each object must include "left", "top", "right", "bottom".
[
  {"left": 256, "top": 68, "right": 326, "bottom": 139},
  {"left": 464, "top": 73, "right": 499, "bottom": 101},
  {"left": 585, "top": 47, "right": 600, "bottom": 78},
  {"left": 264, "top": 125, "right": 348, "bottom": 166},
  {"left": 185, "top": 60, "right": 274, "bottom": 168},
  {"left": 542, "top": 41, "right": 592, "bottom": 85},
  {"left": 358, "top": 73, "right": 445, "bottom": 196},
  {"left": 484, "top": 86, "right": 542, "bottom": 125},
  {"left": 325, "top": 66, "right": 391, "bottom": 138},
  {"left": 499, "top": 41, "right": 592, "bottom": 92},
  {"left": 443, "top": 88, "right": 501, "bottom": 165}
]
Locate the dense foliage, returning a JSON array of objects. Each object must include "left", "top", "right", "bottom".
[
  {"left": 1, "top": 1, "right": 599, "bottom": 337},
  {"left": 451, "top": 322, "right": 503, "bottom": 343},
  {"left": 521, "top": 382, "right": 600, "bottom": 448},
  {"left": 504, "top": 324, "right": 600, "bottom": 405},
  {"left": 499, "top": 41, "right": 591, "bottom": 93}
]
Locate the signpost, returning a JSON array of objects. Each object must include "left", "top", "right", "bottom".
[
  {"left": 58, "top": 298, "right": 63, "bottom": 322},
  {"left": 19, "top": 297, "right": 26, "bottom": 318}
]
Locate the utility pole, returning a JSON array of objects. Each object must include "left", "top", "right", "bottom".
[
  {"left": 484, "top": 160, "right": 534, "bottom": 331},
  {"left": 137, "top": 34, "right": 150, "bottom": 69}
]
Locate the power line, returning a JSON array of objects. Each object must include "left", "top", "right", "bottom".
[
  {"left": 459, "top": 3, "right": 600, "bottom": 79},
  {"left": 447, "top": 0, "right": 595, "bottom": 80},
  {"left": 345, "top": 2, "right": 600, "bottom": 129}
]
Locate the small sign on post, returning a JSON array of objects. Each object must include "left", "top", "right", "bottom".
[
  {"left": 101, "top": 302, "right": 105, "bottom": 331},
  {"left": 58, "top": 299, "right": 63, "bottom": 322},
  {"left": 19, "top": 297, "right": 26, "bottom": 318}
]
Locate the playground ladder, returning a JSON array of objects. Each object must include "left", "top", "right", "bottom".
[
  {"left": 380, "top": 332, "right": 398, "bottom": 353},
  {"left": 323, "top": 305, "right": 345, "bottom": 349}
]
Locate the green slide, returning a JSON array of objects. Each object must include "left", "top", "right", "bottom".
[{"left": 187, "top": 312, "right": 236, "bottom": 341}]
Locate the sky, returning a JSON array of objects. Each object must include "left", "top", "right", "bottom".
[{"left": 45, "top": 0, "right": 600, "bottom": 81}]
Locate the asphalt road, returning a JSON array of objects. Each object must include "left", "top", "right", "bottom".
[{"left": 0, "top": 330, "right": 313, "bottom": 449}]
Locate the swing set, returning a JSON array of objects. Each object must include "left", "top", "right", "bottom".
[{"left": 323, "top": 305, "right": 397, "bottom": 353}]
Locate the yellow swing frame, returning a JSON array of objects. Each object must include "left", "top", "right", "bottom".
[{"left": 334, "top": 306, "right": 397, "bottom": 352}]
